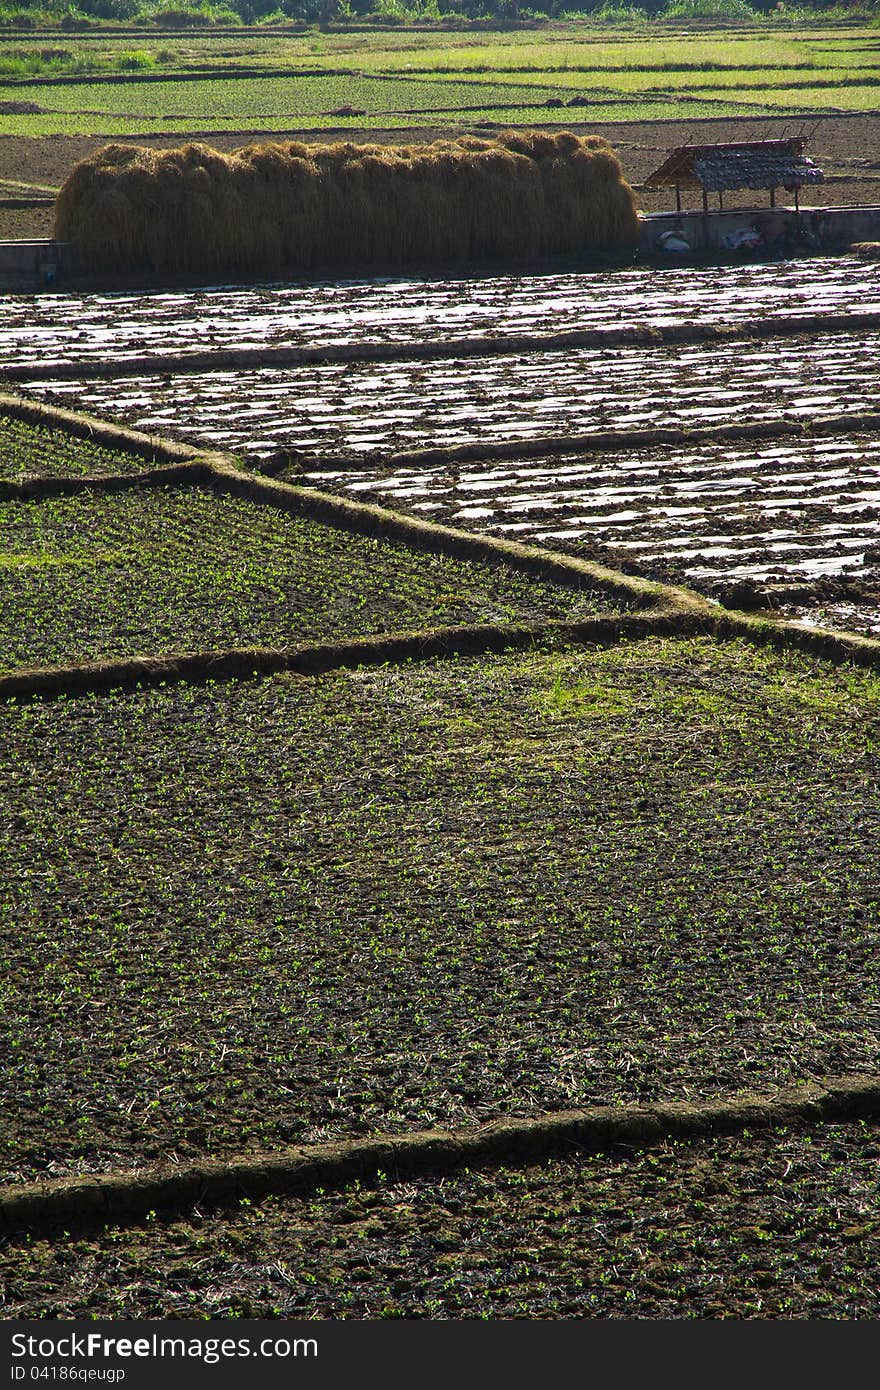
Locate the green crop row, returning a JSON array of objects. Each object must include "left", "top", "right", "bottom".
[
  {"left": 0, "top": 411, "right": 153, "bottom": 480},
  {"left": 0, "top": 70, "right": 573, "bottom": 114},
  {"left": 0, "top": 484, "right": 613, "bottom": 670},
  {"left": 1, "top": 635, "right": 878, "bottom": 1183}
]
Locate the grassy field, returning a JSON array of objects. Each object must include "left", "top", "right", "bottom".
[{"left": 1, "top": 23, "right": 879, "bottom": 134}]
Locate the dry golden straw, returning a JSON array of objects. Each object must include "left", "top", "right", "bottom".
[{"left": 53, "top": 131, "right": 640, "bottom": 274}]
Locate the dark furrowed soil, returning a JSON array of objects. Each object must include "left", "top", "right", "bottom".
[
  {"left": 3, "top": 1121, "right": 880, "bottom": 1318},
  {"left": 0, "top": 485, "right": 614, "bottom": 672},
  {"left": 0, "top": 409, "right": 156, "bottom": 479},
  {"left": 2, "top": 637, "right": 879, "bottom": 1185}
]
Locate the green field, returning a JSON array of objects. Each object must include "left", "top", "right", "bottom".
[
  {"left": 0, "top": 484, "right": 612, "bottom": 671},
  {"left": 0, "top": 413, "right": 153, "bottom": 479},
  {"left": 1, "top": 23, "right": 878, "bottom": 133},
  {"left": 3, "top": 633, "right": 879, "bottom": 1184}
]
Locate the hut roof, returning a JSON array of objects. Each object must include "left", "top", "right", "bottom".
[{"left": 643, "top": 138, "right": 825, "bottom": 193}]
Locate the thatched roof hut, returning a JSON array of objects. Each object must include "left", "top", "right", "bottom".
[{"left": 644, "top": 137, "right": 825, "bottom": 212}]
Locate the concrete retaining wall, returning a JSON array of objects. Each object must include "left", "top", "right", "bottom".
[
  {"left": 0, "top": 239, "right": 73, "bottom": 286},
  {"left": 639, "top": 204, "right": 880, "bottom": 256},
  {"left": 0, "top": 209, "right": 879, "bottom": 290}
]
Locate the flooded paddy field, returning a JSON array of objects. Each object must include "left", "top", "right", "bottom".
[
  {"left": 23, "top": 332, "right": 880, "bottom": 459},
  {"left": 4, "top": 253, "right": 879, "bottom": 633},
  {"left": 3, "top": 255, "right": 879, "bottom": 369},
  {"left": 314, "top": 432, "right": 880, "bottom": 634}
]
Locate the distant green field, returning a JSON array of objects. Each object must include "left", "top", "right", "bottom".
[
  {"left": 0, "top": 72, "right": 770, "bottom": 136},
  {"left": 0, "top": 22, "right": 878, "bottom": 134}
]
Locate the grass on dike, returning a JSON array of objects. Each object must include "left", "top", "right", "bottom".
[
  {"left": 1, "top": 635, "right": 878, "bottom": 1186},
  {"left": 3, "top": 1122, "right": 880, "bottom": 1317},
  {"left": 0, "top": 484, "right": 615, "bottom": 672}
]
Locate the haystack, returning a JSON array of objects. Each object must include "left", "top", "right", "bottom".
[{"left": 53, "top": 131, "right": 640, "bottom": 275}]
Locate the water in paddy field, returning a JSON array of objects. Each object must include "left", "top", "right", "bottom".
[
  {"left": 25, "top": 333, "right": 880, "bottom": 453},
  {"left": 4, "top": 256, "right": 880, "bottom": 368},
  {"left": 4, "top": 255, "right": 880, "bottom": 632}
]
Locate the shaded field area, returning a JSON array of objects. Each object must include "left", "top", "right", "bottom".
[
  {"left": 2, "top": 1120, "right": 880, "bottom": 1319},
  {"left": 2, "top": 635, "right": 879, "bottom": 1185},
  {"left": 0, "top": 484, "right": 612, "bottom": 673},
  {"left": 3, "top": 257, "right": 878, "bottom": 369}
]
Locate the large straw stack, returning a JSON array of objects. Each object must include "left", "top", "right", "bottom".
[{"left": 53, "top": 131, "right": 640, "bottom": 275}]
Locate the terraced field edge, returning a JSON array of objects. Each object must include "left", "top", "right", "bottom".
[
  {"left": 5, "top": 392, "right": 880, "bottom": 672},
  {"left": 3, "top": 1075, "right": 879, "bottom": 1235}
]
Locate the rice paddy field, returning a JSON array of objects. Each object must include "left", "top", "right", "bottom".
[
  {"left": 3, "top": 17, "right": 880, "bottom": 1325},
  {"left": 27, "top": 331, "right": 880, "bottom": 454},
  {"left": 2, "top": 633, "right": 880, "bottom": 1186},
  {"left": 2, "top": 24, "right": 880, "bottom": 138},
  {"left": 8, "top": 253, "right": 880, "bottom": 632},
  {"left": 0, "top": 485, "right": 613, "bottom": 672},
  {"left": 3, "top": 256, "right": 879, "bottom": 365}
]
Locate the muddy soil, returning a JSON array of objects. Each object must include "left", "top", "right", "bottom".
[
  {"left": 313, "top": 430, "right": 880, "bottom": 631},
  {"left": 24, "top": 329, "right": 880, "bottom": 459},
  {"left": 2, "top": 256, "right": 878, "bottom": 367},
  {"left": 3, "top": 1122, "right": 880, "bottom": 1318}
]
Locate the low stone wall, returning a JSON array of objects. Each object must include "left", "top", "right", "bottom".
[
  {"left": 1, "top": 210, "right": 880, "bottom": 290},
  {"left": 639, "top": 204, "right": 880, "bottom": 256}
]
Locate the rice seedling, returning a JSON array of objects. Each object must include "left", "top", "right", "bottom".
[
  {"left": 5, "top": 1122, "right": 880, "bottom": 1318},
  {"left": 1, "top": 637, "right": 879, "bottom": 1185},
  {"left": 0, "top": 484, "right": 616, "bottom": 671}
]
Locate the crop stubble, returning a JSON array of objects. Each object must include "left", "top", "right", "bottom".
[{"left": 3, "top": 1122, "right": 880, "bottom": 1318}]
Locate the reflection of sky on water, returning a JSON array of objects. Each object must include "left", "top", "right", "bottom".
[{"left": 3, "top": 255, "right": 879, "bottom": 367}]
